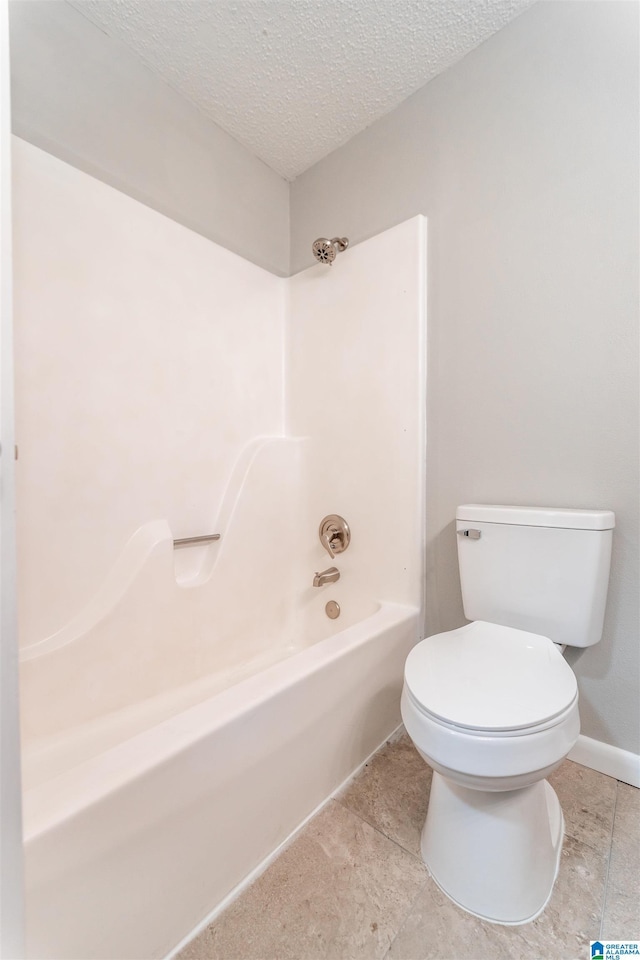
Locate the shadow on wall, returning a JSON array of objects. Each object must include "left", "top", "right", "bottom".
[{"left": 427, "top": 520, "right": 465, "bottom": 637}]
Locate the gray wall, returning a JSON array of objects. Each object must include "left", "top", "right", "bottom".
[
  {"left": 9, "top": 0, "right": 290, "bottom": 276},
  {"left": 292, "top": 0, "right": 639, "bottom": 754}
]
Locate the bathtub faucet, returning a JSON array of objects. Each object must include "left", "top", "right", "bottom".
[{"left": 313, "top": 566, "right": 340, "bottom": 587}]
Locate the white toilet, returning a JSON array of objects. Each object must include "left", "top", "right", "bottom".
[{"left": 401, "top": 504, "right": 614, "bottom": 925}]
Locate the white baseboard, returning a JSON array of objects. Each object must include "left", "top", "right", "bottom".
[{"left": 568, "top": 734, "right": 640, "bottom": 788}]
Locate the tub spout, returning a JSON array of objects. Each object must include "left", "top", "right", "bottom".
[{"left": 313, "top": 566, "right": 340, "bottom": 587}]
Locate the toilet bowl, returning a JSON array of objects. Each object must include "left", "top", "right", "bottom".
[
  {"left": 401, "top": 621, "right": 580, "bottom": 923},
  {"left": 401, "top": 504, "right": 614, "bottom": 925}
]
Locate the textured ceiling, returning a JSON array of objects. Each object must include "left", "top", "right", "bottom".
[{"left": 68, "top": 0, "right": 536, "bottom": 180}]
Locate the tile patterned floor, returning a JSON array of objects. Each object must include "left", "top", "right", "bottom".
[{"left": 177, "top": 729, "right": 639, "bottom": 960}]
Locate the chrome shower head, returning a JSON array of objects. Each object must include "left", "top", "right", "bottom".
[{"left": 312, "top": 236, "right": 349, "bottom": 265}]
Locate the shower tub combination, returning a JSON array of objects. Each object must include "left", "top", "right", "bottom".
[
  {"left": 15, "top": 141, "right": 427, "bottom": 960},
  {"left": 20, "top": 436, "right": 425, "bottom": 960}
]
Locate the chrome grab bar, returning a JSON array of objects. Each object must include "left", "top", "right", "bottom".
[{"left": 173, "top": 534, "right": 221, "bottom": 548}]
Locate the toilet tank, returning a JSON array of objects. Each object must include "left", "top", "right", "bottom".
[{"left": 456, "top": 505, "right": 615, "bottom": 648}]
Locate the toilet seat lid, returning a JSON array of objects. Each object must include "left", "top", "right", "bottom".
[{"left": 404, "top": 621, "right": 578, "bottom": 732}]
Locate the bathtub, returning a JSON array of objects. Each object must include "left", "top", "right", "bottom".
[{"left": 22, "top": 600, "right": 420, "bottom": 960}]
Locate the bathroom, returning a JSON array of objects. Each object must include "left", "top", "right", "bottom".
[{"left": 0, "top": 1, "right": 638, "bottom": 958}]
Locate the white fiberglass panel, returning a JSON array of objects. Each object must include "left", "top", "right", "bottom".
[
  {"left": 287, "top": 216, "right": 427, "bottom": 621},
  {"left": 12, "top": 138, "right": 285, "bottom": 648},
  {"left": 19, "top": 437, "right": 308, "bottom": 742}
]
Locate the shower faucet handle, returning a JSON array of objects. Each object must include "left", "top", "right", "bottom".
[
  {"left": 319, "top": 515, "right": 351, "bottom": 557},
  {"left": 321, "top": 531, "right": 336, "bottom": 559}
]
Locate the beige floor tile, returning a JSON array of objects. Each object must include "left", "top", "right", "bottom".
[
  {"left": 178, "top": 800, "right": 427, "bottom": 960},
  {"left": 336, "top": 731, "right": 431, "bottom": 859},
  {"left": 386, "top": 877, "right": 526, "bottom": 960},
  {"left": 612, "top": 782, "right": 640, "bottom": 845},
  {"left": 387, "top": 835, "right": 607, "bottom": 960},
  {"left": 601, "top": 884, "right": 640, "bottom": 941},
  {"left": 520, "top": 835, "right": 609, "bottom": 956},
  {"left": 602, "top": 782, "right": 640, "bottom": 940},
  {"left": 548, "top": 759, "right": 618, "bottom": 804},
  {"left": 616, "top": 781, "right": 640, "bottom": 815},
  {"left": 609, "top": 783, "right": 640, "bottom": 876},
  {"left": 176, "top": 737, "right": 630, "bottom": 960},
  {"left": 549, "top": 760, "right": 617, "bottom": 855}
]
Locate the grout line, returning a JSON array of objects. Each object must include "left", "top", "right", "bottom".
[
  {"left": 334, "top": 789, "right": 428, "bottom": 866},
  {"left": 332, "top": 735, "right": 431, "bottom": 865},
  {"left": 382, "top": 871, "right": 431, "bottom": 960},
  {"left": 330, "top": 749, "right": 437, "bottom": 959},
  {"left": 551, "top": 760, "right": 622, "bottom": 858},
  {"left": 599, "top": 777, "right": 619, "bottom": 940}
]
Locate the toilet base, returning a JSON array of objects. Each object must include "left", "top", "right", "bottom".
[{"left": 421, "top": 771, "right": 564, "bottom": 925}]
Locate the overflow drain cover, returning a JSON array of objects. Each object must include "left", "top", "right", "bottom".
[{"left": 325, "top": 601, "right": 340, "bottom": 620}]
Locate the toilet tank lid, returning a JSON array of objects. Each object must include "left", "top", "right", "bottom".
[{"left": 456, "top": 504, "right": 615, "bottom": 530}]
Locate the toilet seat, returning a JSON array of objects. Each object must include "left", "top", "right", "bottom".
[
  {"left": 403, "top": 685, "right": 578, "bottom": 740},
  {"left": 404, "top": 621, "right": 578, "bottom": 735}
]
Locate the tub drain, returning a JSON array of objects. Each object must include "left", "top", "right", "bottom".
[{"left": 325, "top": 600, "right": 340, "bottom": 619}]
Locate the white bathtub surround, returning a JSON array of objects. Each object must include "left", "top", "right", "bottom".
[
  {"left": 14, "top": 143, "right": 427, "bottom": 960},
  {"left": 19, "top": 437, "right": 311, "bottom": 748},
  {"left": 288, "top": 218, "right": 427, "bottom": 615},
  {"left": 12, "top": 138, "right": 286, "bottom": 650}
]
